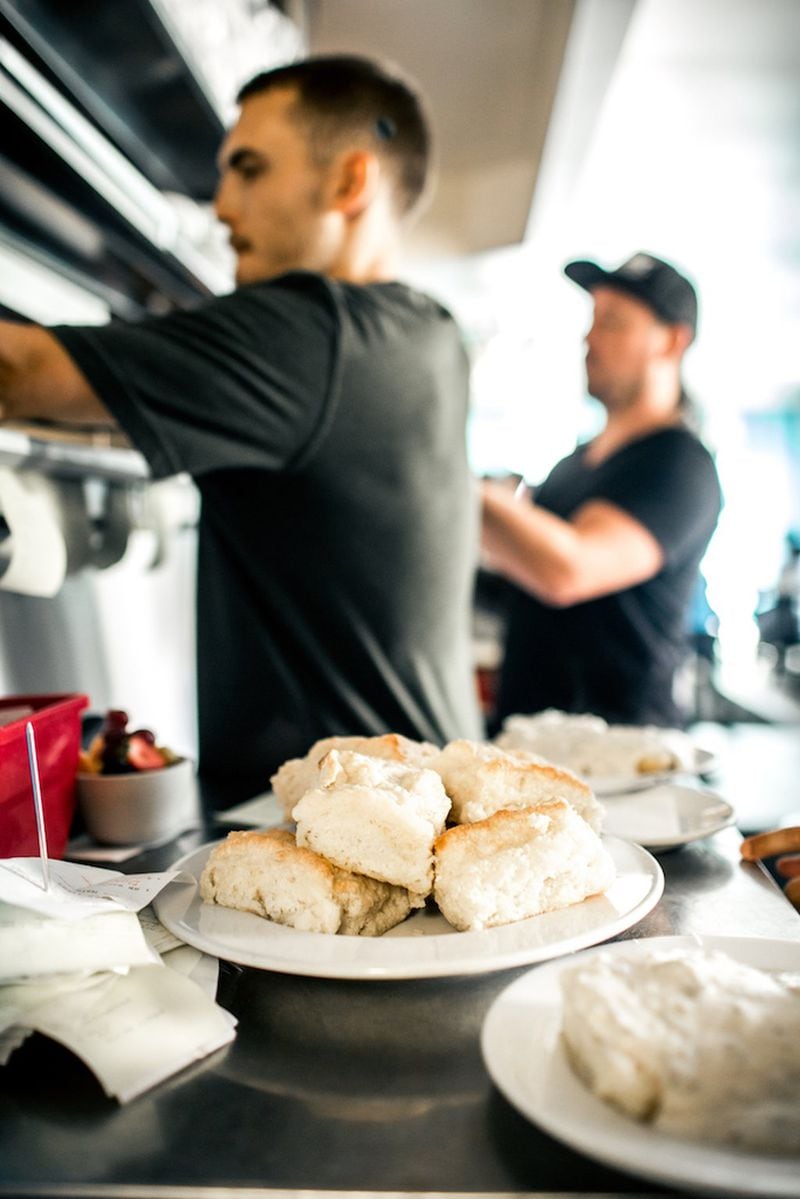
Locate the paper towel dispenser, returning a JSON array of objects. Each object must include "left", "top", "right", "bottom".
[{"left": 0, "top": 452, "right": 199, "bottom": 596}]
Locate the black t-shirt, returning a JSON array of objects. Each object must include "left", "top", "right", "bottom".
[
  {"left": 52, "top": 271, "right": 482, "bottom": 796},
  {"left": 495, "top": 427, "right": 722, "bottom": 728}
]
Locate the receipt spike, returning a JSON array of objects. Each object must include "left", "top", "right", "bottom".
[{"left": 25, "top": 721, "right": 50, "bottom": 891}]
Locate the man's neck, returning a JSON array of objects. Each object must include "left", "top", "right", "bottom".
[
  {"left": 329, "top": 260, "right": 397, "bottom": 284},
  {"left": 327, "top": 204, "right": 401, "bottom": 284},
  {"left": 586, "top": 393, "right": 683, "bottom": 465}
]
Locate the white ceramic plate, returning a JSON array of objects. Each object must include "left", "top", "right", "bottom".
[
  {"left": 153, "top": 836, "right": 663, "bottom": 980},
  {"left": 589, "top": 746, "right": 717, "bottom": 796},
  {"left": 600, "top": 782, "right": 735, "bottom": 851},
  {"left": 481, "top": 934, "right": 800, "bottom": 1197}
]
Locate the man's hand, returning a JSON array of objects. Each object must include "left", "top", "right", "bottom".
[
  {"left": 0, "top": 321, "right": 111, "bottom": 426},
  {"left": 740, "top": 828, "right": 800, "bottom": 909},
  {"left": 776, "top": 855, "right": 800, "bottom": 908}
]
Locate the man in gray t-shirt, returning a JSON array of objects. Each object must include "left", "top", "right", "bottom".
[{"left": 0, "top": 55, "right": 482, "bottom": 799}]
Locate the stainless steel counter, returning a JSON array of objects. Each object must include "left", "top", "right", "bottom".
[{"left": 1, "top": 800, "right": 798, "bottom": 1198}]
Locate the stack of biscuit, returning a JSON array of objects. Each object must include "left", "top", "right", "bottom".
[{"left": 199, "top": 732, "right": 615, "bottom": 936}]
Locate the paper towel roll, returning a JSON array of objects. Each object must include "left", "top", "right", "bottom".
[
  {"left": 0, "top": 468, "right": 72, "bottom": 596},
  {"left": 86, "top": 479, "right": 131, "bottom": 570},
  {"left": 57, "top": 478, "right": 93, "bottom": 574}
]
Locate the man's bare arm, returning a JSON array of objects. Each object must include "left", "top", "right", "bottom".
[
  {"left": 481, "top": 478, "right": 664, "bottom": 607},
  {"left": 0, "top": 321, "right": 113, "bottom": 426}
]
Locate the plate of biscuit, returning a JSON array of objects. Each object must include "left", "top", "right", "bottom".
[
  {"left": 154, "top": 734, "right": 664, "bottom": 979},
  {"left": 496, "top": 710, "right": 716, "bottom": 796}
]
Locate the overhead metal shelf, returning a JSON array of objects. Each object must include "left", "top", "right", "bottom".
[
  {"left": 0, "top": 0, "right": 254, "bottom": 471},
  {"left": 0, "top": 33, "right": 231, "bottom": 317},
  {"left": 1, "top": 0, "right": 225, "bottom": 199}
]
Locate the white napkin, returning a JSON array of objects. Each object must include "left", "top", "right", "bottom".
[{"left": 0, "top": 903, "right": 158, "bottom": 984}]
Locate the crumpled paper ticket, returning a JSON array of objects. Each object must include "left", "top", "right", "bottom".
[{"left": 0, "top": 857, "right": 194, "bottom": 921}]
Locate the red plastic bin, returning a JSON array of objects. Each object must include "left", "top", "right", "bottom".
[{"left": 0, "top": 693, "right": 89, "bottom": 859}]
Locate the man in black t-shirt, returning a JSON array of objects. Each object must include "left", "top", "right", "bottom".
[
  {"left": 482, "top": 253, "right": 722, "bottom": 729},
  {"left": 0, "top": 56, "right": 482, "bottom": 798}
]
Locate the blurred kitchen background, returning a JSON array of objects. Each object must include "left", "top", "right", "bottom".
[{"left": 1, "top": 0, "right": 798, "bottom": 757}]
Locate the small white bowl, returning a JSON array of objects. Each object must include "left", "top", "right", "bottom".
[{"left": 77, "top": 757, "right": 200, "bottom": 846}]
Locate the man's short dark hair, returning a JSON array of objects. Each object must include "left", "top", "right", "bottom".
[{"left": 237, "top": 55, "right": 431, "bottom": 218}]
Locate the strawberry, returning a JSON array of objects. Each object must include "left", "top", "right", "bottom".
[{"left": 127, "top": 732, "right": 168, "bottom": 771}]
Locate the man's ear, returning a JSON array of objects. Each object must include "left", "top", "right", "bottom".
[
  {"left": 672, "top": 322, "right": 695, "bottom": 357},
  {"left": 660, "top": 321, "right": 694, "bottom": 361},
  {"left": 330, "top": 150, "right": 381, "bottom": 217}
]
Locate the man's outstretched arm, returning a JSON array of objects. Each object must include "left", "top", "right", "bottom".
[
  {"left": 481, "top": 477, "right": 664, "bottom": 607},
  {"left": 0, "top": 320, "right": 112, "bottom": 426}
]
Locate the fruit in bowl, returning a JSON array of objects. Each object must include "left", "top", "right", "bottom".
[
  {"left": 76, "top": 710, "right": 198, "bottom": 845},
  {"left": 79, "top": 709, "right": 181, "bottom": 775}
]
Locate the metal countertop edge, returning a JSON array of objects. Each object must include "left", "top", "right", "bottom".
[{"left": 0, "top": 1189, "right": 668, "bottom": 1199}]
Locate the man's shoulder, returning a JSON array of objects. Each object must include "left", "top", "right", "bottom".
[
  {"left": 623, "top": 426, "right": 721, "bottom": 505},
  {"left": 624, "top": 424, "right": 715, "bottom": 464},
  {"left": 226, "top": 270, "right": 339, "bottom": 310},
  {"left": 339, "top": 278, "right": 457, "bottom": 323},
  {"left": 221, "top": 271, "right": 456, "bottom": 322},
  {"left": 198, "top": 275, "right": 462, "bottom": 368},
  {"left": 188, "top": 273, "right": 343, "bottom": 348}
]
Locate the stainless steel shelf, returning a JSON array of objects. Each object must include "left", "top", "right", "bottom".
[{"left": 0, "top": 423, "right": 149, "bottom": 481}]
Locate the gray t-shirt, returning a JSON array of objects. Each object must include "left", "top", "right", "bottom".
[{"left": 53, "top": 271, "right": 482, "bottom": 798}]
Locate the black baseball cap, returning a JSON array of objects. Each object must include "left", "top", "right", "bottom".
[{"left": 564, "top": 252, "right": 698, "bottom": 337}]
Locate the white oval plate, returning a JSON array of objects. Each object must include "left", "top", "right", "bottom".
[
  {"left": 601, "top": 782, "right": 735, "bottom": 851},
  {"left": 153, "top": 836, "right": 663, "bottom": 980},
  {"left": 481, "top": 934, "right": 800, "bottom": 1197}
]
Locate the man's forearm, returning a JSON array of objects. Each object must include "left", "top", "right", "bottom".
[
  {"left": 0, "top": 320, "right": 113, "bottom": 425},
  {"left": 480, "top": 479, "right": 664, "bottom": 606},
  {"left": 0, "top": 320, "right": 34, "bottom": 415}
]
